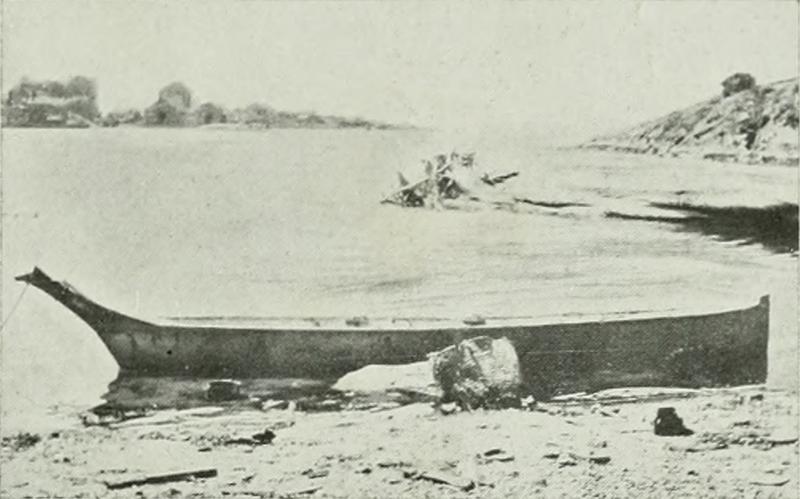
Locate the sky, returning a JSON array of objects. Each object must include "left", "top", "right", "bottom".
[{"left": 2, "top": 1, "right": 797, "bottom": 138}]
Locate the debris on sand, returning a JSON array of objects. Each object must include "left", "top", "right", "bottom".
[
  {"left": 680, "top": 426, "right": 798, "bottom": 452},
  {"left": 301, "top": 468, "right": 330, "bottom": 479},
  {"left": 1, "top": 432, "right": 41, "bottom": 451},
  {"left": 225, "top": 428, "right": 276, "bottom": 446},
  {"left": 479, "top": 448, "right": 515, "bottom": 463},
  {"left": 749, "top": 476, "right": 791, "bottom": 487},
  {"left": 654, "top": 407, "right": 694, "bottom": 436},
  {"left": 403, "top": 468, "right": 476, "bottom": 491},
  {"left": 207, "top": 380, "right": 244, "bottom": 402},
  {"left": 108, "top": 406, "right": 226, "bottom": 429},
  {"left": 275, "top": 481, "right": 323, "bottom": 497},
  {"left": 542, "top": 450, "right": 610, "bottom": 465},
  {"left": 104, "top": 468, "right": 218, "bottom": 490},
  {"left": 382, "top": 151, "right": 524, "bottom": 210},
  {"left": 430, "top": 336, "right": 521, "bottom": 410},
  {"left": 766, "top": 428, "right": 799, "bottom": 446},
  {"left": 262, "top": 399, "right": 290, "bottom": 411}
]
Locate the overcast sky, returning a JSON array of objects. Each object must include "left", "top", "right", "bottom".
[{"left": 2, "top": 1, "right": 797, "bottom": 138}]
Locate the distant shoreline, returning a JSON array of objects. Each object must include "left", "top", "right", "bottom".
[
  {"left": 579, "top": 142, "right": 799, "bottom": 167},
  {"left": 2, "top": 78, "right": 415, "bottom": 131},
  {"left": 1, "top": 122, "right": 420, "bottom": 132}
]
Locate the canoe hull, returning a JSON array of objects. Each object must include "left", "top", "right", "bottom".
[
  {"left": 100, "top": 299, "right": 769, "bottom": 397},
  {"left": 17, "top": 267, "right": 769, "bottom": 397}
]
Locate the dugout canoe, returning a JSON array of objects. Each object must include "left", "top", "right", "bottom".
[{"left": 16, "top": 267, "right": 769, "bottom": 396}]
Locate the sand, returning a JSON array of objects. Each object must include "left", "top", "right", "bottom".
[{"left": 2, "top": 385, "right": 797, "bottom": 498}]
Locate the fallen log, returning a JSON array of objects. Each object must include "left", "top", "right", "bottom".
[{"left": 105, "top": 468, "right": 218, "bottom": 489}]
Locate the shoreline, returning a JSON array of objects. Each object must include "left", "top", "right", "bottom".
[{"left": 579, "top": 143, "right": 799, "bottom": 167}]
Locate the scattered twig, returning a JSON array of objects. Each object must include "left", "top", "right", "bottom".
[
  {"left": 104, "top": 468, "right": 217, "bottom": 490},
  {"left": 403, "top": 469, "right": 475, "bottom": 491}
]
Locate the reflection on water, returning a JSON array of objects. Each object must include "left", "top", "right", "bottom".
[
  {"left": 1, "top": 128, "right": 797, "bottom": 432},
  {"left": 608, "top": 202, "right": 798, "bottom": 254}
]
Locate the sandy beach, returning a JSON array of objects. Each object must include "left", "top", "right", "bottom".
[{"left": 2, "top": 385, "right": 797, "bottom": 498}]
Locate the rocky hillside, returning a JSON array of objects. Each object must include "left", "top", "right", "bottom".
[{"left": 584, "top": 75, "right": 799, "bottom": 165}]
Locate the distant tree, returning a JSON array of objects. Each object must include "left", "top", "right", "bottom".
[
  {"left": 64, "top": 98, "right": 100, "bottom": 120},
  {"left": 721, "top": 73, "right": 757, "bottom": 98},
  {"left": 102, "top": 109, "right": 143, "bottom": 127},
  {"left": 42, "top": 81, "right": 67, "bottom": 98},
  {"left": 242, "top": 102, "right": 277, "bottom": 125},
  {"left": 144, "top": 100, "right": 187, "bottom": 126},
  {"left": 143, "top": 82, "right": 194, "bottom": 126},
  {"left": 192, "top": 102, "right": 227, "bottom": 125},
  {"left": 4, "top": 76, "right": 99, "bottom": 126},
  {"left": 65, "top": 76, "right": 98, "bottom": 99},
  {"left": 158, "top": 82, "right": 192, "bottom": 110}
]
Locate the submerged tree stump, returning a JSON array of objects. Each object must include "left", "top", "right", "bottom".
[{"left": 430, "top": 336, "right": 521, "bottom": 409}]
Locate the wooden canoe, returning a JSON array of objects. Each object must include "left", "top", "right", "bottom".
[{"left": 16, "top": 267, "right": 769, "bottom": 396}]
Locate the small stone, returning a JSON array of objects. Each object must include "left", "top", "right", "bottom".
[
  {"left": 521, "top": 395, "right": 536, "bottom": 410},
  {"left": 251, "top": 429, "right": 276, "bottom": 444},
  {"left": 654, "top": 407, "right": 693, "bottom": 436},
  {"left": 587, "top": 455, "right": 610, "bottom": 465},
  {"left": 439, "top": 402, "right": 459, "bottom": 415}
]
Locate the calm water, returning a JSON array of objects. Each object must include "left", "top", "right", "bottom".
[{"left": 1, "top": 128, "right": 796, "bottom": 432}]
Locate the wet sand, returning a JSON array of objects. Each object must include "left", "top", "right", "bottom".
[{"left": 2, "top": 386, "right": 797, "bottom": 498}]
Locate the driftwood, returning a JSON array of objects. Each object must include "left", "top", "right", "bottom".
[
  {"left": 403, "top": 469, "right": 475, "bottom": 491},
  {"left": 481, "top": 171, "right": 519, "bottom": 186},
  {"left": 749, "top": 477, "right": 791, "bottom": 487},
  {"left": 105, "top": 468, "right": 218, "bottom": 489},
  {"left": 382, "top": 161, "right": 454, "bottom": 204}
]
